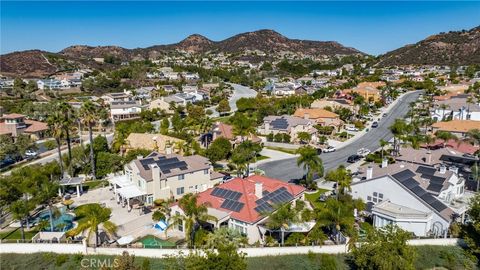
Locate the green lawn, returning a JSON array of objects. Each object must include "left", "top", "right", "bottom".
[
  {"left": 265, "top": 146, "right": 298, "bottom": 155},
  {"left": 255, "top": 155, "right": 270, "bottom": 161},
  {"left": 0, "top": 228, "right": 39, "bottom": 241},
  {"left": 305, "top": 189, "right": 329, "bottom": 209},
  {"left": 212, "top": 115, "right": 231, "bottom": 123}
]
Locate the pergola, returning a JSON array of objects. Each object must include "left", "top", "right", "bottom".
[
  {"left": 116, "top": 185, "right": 146, "bottom": 210},
  {"left": 59, "top": 176, "right": 85, "bottom": 198}
]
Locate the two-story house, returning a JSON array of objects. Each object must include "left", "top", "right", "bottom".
[{"left": 119, "top": 152, "right": 223, "bottom": 206}]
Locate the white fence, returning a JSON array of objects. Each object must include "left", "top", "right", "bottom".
[{"left": 0, "top": 238, "right": 463, "bottom": 258}]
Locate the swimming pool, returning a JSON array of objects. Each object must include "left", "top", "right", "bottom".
[
  {"left": 137, "top": 235, "right": 176, "bottom": 248},
  {"left": 33, "top": 206, "right": 75, "bottom": 232}
]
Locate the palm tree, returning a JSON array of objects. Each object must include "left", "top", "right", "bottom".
[
  {"left": 439, "top": 104, "right": 449, "bottom": 121},
  {"left": 435, "top": 130, "right": 458, "bottom": 148},
  {"left": 58, "top": 102, "right": 75, "bottom": 173},
  {"left": 67, "top": 203, "right": 117, "bottom": 247},
  {"left": 47, "top": 109, "right": 65, "bottom": 176},
  {"left": 296, "top": 146, "right": 324, "bottom": 189},
  {"left": 379, "top": 139, "right": 389, "bottom": 161},
  {"left": 389, "top": 119, "right": 410, "bottom": 156},
  {"left": 168, "top": 193, "right": 217, "bottom": 248},
  {"left": 9, "top": 199, "right": 33, "bottom": 241},
  {"left": 266, "top": 203, "right": 301, "bottom": 246},
  {"left": 231, "top": 113, "right": 255, "bottom": 142},
  {"left": 37, "top": 180, "right": 60, "bottom": 232},
  {"left": 325, "top": 165, "right": 352, "bottom": 196},
  {"left": 80, "top": 101, "right": 100, "bottom": 179}
]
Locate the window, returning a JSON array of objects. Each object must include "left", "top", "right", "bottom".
[
  {"left": 175, "top": 211, "right": 183, "bottom": 232},
  {"left": 373, "top": 192, "right": 378, "bottom": 197},
  {"left": 379, "top": 193, "right": 384, "bottom": 199},
  {"left": 176, "top": 187, "right": 185, "bottom": 195},
  {"left": 367, "top": 196, "right": 372, "bottom": 201},
  {"left": 204, "top": 169, "right": 209, "bottom": 174},
  {"left": 178, "top": 174, "right": 185, "bottom": 180}
]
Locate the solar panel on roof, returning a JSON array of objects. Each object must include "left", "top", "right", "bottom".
[
  {"left": 211, "top": 187, "right": 242, "bottom": 201},
  {"left": 416, "top": 166, "right": 436, "bottom": 175},
  {"left": 254, "top": 202, "right": 273, "bottom": 213},
  {"left": 411, "top": 185, "right": 427, "bottom": 197},
  {"left": 430, "top": 200, "right": 448, "bottom": 212},
  {"left": 427, "top": 183, "right": 443, "bottom": 193},
  {"left": 221, "top": 199, "right": 244, "bottom": 212},
  {"left": 424, "top": 175, "right": 446, "bottom": 184},
  {"left": 403, "top": 178, "right": 419, "bottom": 189},
  {"left": 391, "top": 170, "right": 416, "bottom": 182},
  {"left": 421, "top": 193, "right": 437, "bottom": 204}
]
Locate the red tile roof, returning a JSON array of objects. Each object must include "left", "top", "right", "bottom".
[
  {"left": 196, "top": 175, "right": 305, "bottom": 224},
  {"left": 24, "top": 120, "right": 48, "bottom": 133},
  {"left": 2, "top": 113, "right": 25, "bottom": 119}
]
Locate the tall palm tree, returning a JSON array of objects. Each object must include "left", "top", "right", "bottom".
[
  {"left": 168, "top": 193, "right": 217, "bottom": 248},
  {"left": 389, "top": 119, "right": 410, "bottom": 156},
  {"left": 9, "top": 199, "right": 33, "bottom": 241},
  {"left": 266, "top": 203, "right": 301, "bottom": 246},
  {"left": 67, "top": 203, "right": 117, "bottom": 247},
  {"left": 47, "top": 109, "right": 65, "bottom": 176},
  {"left": 37, "top": 180, "right": 60, "bottom": 232},
  {"left": 80, "top": 101, "right": 100, "bottom": 179},
  {"left": 58, "top": 102, "right": 74, "bottom": 172},
  {"left": 296, "top": 146, "right": 324, "bottom": 189},
  {"left": 379, "top": 139, "right": 389, "bottom": 161}
]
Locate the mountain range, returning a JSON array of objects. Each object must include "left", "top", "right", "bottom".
[{"left": 1, "top": 27, "right": 479, "bottom": 78}]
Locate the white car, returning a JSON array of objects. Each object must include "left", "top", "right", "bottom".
[
  {"left": 345, "top": 126, "right": 359, "bottom": 132},
  {"left": 357, "top": 148, "right": 371, "bottom": 157},
  {"left": 323, "top": 146, "right": 336, "bottom": 153},
  {"left": 25, "top": 149, "right": 38, "bottom": 157}
]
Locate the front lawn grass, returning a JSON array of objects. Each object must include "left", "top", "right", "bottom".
[
  {"left": 265, "top": 146, "right": 298, "bottom": 155},
  {"left": 305, "top": 189, "right": 329, "bottom": 209}
]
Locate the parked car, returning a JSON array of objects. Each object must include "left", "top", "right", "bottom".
[
  {"left": 323, "top": 146, "right": 336, "bottom": 153},
  {"left": 347, "top": 154, "right": 363, "bottom": 163},
  {"left": 25, "top": 149, "right": 38, "bottom": 157},
  {"left": 382, "top": 113, "right": 388, "bottom": 117},
  {"left": 345, "top": 126, "right": 359, "bottom": 132},
  {"left": 0, "top": 158, "right": 15, "bottom": 169},
  {"left": 371, "top": 121, "right": 379, "bottom": 128},
  {"left": 357, "top": 148, "right": 371, "bottom": 157}
]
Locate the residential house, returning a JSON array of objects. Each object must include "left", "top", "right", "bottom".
[
  {"left": 149, "top": 93, "right": 197, "bottom": 113},
  {"left": 431, "top": 95, "right": 480, "bottom": 121},
  {"left": 211, "top": 122, "right": 261, "bottom": 145},
  {"left": 120, "top": 152, "right": 223, "bottom": 205},
  {"left": 293, "top": 108, "right": 343, "bottom": 129},
  {"left": 101, "top": 91, "right": 132, "bottom": 105},
  {"left": 431, "top": 120, "right": 480, "bottom": 138},
  {"left": 169, "top": 175, "right": 306, "bottom": 244},
  {"left": 110, "top": 101, "right": 143, "bottom": 122},
  {"left": 343, "top": 81, "right": 386, "bottom": 103},
  {"left": 351, "top": 160, "right": 468, "bottom": 237},
  {"left": 124, "top": 133, "right": 184, "bottom": 154},
  {"left": 37, "top": 79, "right": 64, "bottom": 90},
  {"left": 258, "top": 115, "right": 316, "bottom": 142},
  {"left": 0, "top": 113, "right": 48, "bottom": 140}
]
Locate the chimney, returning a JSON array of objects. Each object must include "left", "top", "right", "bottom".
[
  {"left": 449, "top": 166, "right": 459, "bottom": 175},
  {"left": 366, "top": 166, "right": 373, "bottom": 180},
  {"left": 426, "top": 151, "right": 432, "bottom": 164},
  {"left": 137, "top": 155, "right": 144, "bottom": 160},
  {"left": 382, "top": 158, "right": 388, "bottom": 168},
  {"left": 439, "top": 165, "right": 447, "bottom": 174},
  {"left": 150, "top": 164, "right": 161, "bottom": 189},
  {"left": 303, "top": 113, "right": 310, "bottom": 120},
  {"left": 255, "top": 182, "right": 263, "bottom": 199}
]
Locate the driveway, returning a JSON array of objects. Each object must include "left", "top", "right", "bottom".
[
  {"left": 208, "top": 83, "right": 257, "bottom": 117},
  {"left": 258, "top": 91, "right": 422, "bottom": 181}
]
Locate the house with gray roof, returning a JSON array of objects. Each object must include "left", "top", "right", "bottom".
[
  {"left": 350, "top": 160, "right": 471, "bottom": 238},
  {"left": 258, "top": 115, "right": 316, "bottom": 142},
  {"left": 123, "top": 152, "right": 223, "bottom": 205}
]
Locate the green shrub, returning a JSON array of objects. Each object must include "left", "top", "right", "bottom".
[{"left": 55, "top": 254, "right": 68, "bottom": 267}]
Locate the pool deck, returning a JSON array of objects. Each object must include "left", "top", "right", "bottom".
[{"left": 70, "top": 187, "right": 184, "bottom": 241}]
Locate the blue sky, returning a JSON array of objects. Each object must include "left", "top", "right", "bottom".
[{"left": 1, "top": 1, "right": 479, "bottom": 55}]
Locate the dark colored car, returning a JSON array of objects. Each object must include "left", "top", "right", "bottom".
[
  {"left": 371, "top": 121, "right": 379, "bottom": 128},
  {"left": 347, "top": 154, "right": 363, "bottom": 163}
]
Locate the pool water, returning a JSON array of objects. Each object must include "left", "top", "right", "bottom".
[
  {"left": 33, "top": 206, "right": 75, "bottom": 232},
  {"left": 137, "top": 235, "right": 176, "bottom": 248}
]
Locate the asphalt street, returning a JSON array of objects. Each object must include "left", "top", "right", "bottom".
[
  {"left": 207, "top": 83, "right": 257, "bottom": 117},
  {"left": 258, "top": 91, "right": 422, "bottom": 181}
]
